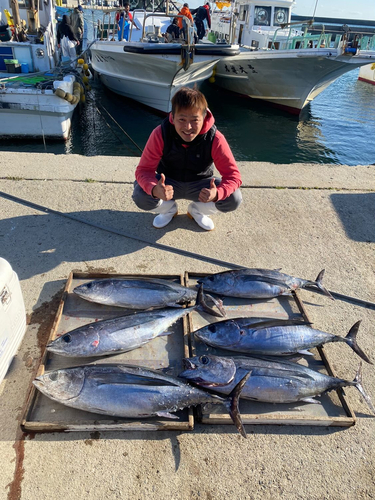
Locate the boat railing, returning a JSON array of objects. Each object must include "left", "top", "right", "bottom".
[
  {"left": 269, "top": 23, "right": 375, "bottom": 53},
  {"left": 131, "top": 10, "right": 194, "bottom": 46},
  {"left": 97, "top": 9, "right": 195, "bottom": 46}
]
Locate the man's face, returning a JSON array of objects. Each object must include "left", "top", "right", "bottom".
[
  {"left": 124, "top": 4, "right": 129, "bottom": 12},
  {"left": 172, "top": 107, "right": 205, "bottom": 142}
]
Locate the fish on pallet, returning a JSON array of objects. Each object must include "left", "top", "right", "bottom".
[
  {"left": 179, "top": 354, "right": 375, "bottom": 413},
  {"left": 48, "top": 285, "right": 223, "bottom": 358},
  {"left": 193, "top": 318, "right": 372, "bottom": 364},
  {"left": 33, "top": 364, "right": 251, "bottom": 437},
  {"left": 74, "top": 277, "right": 199, "bottom": 309},
  {"left": 197, "top": 268, "right": 333, "bottom": 300}
]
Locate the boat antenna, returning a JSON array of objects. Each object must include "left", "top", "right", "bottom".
[{"left": 312, "top": 0, "right": 319, "bottom": 22}]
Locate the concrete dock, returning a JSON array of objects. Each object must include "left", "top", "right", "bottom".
[{"left": 0, "top": 152, "right": 374, "bottom": 500}]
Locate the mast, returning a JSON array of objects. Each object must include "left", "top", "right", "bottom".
[{"left": 25, "top": 0, "right": 40, "bottom": 34}]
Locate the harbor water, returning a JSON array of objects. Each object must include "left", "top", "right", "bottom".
[{"left": 1, "top": 61, "right": 374, "bottom": 165}]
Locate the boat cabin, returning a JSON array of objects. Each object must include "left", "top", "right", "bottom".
[{"left": 212, "top": 0, "right": 295, "bottom": 48}]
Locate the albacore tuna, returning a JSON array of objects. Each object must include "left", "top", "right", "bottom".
[
  {"left": 197, "top": 268, "right": 333, "bottom": 299},
  {"left": 193, "top": 318, "right": 372, "bottom": 364},
  {"left": 48, "top": 285, "right": 223, "bottom": 357},
  {"left": 179, "top": 354, "right": 375, "bottom": 413},
  {"left": 47, "top": 307, "right": 193, "bottom": 357},
  {"left": 33, "top": 364, "right": 251, "bottom": 437},
  {"left": 73, "top": 277, "right": 198, "bottom": 309}
]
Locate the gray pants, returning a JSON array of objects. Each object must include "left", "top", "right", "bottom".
[{"left": 132, "top": 176, "right": 242, "bottom": 213}]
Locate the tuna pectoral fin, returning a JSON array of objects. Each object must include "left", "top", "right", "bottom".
[
  {"left": 297, "top": 349, "right": 314, "bottom": 357},
  {"left": 353, "top": 363, "right": 375, "bottom": 415},
  {"left": 345, "top": 321, "right": 372, "bottom": 364},
  {"left": 300, "top": 397, "right": 320, "bottom": 404},
  {"left": 156, "top": 411, "right": 179, "bottom": 419},
  {"left": 196, "top": 284, "right": 226, "bottom": 318},
  {"left": 223, "top": 371, "right": 252, "bottom": 439},
  {"left": 313, "top": 269, "right": 334, "bottom": 300}
]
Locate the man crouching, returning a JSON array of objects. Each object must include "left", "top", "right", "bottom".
[{"left": 132, "top": 87, "right": 242, "bottom": 231}]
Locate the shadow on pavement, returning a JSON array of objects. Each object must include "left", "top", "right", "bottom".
[
  {"left": 330, "top": 192, "right": 375, "bottom": 243},
  {"left": 0, "top": 209, "right": 205, "bottom": 282}
]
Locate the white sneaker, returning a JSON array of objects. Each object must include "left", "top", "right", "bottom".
[
  {"left": 187, "top": 201, "right": 217, "bottom": 231},
  {"left": 153, "top": 200, "right": 178, "bottom": 228}
]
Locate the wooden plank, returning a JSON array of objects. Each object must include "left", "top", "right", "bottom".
[
  {"left": 22, "top": 272, "right": 194, "bottom": 433},
  {"left": 184, "top": 272, "right": 355, "bottom": 427}
]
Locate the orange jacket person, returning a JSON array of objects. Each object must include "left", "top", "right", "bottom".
[{"left": 178, "top": 3, "right": 193, "bottom": 39}]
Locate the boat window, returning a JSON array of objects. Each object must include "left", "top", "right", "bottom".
[
  {"left": 273, "top": 8, "right": 289, "bottom": 26},
  {"left": 239, "top": 4, "right": 248, "bottom": 22},
  {"left": 254, "top": 6, "right": 271, "bottom": 26}
]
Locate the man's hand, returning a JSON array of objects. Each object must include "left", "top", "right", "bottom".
[
  {"left": 152, "top": 173, "right": 174, "bottom": 201},
  {"left": 198, "top": 178, "right": 218, "bottom": 203}
]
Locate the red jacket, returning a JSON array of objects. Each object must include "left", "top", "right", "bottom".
[{"left": 135, "top": 110, "right": 242, "bottom": 201}]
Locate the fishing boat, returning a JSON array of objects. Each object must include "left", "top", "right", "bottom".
[
  {"left": 0, "top": 0, "right": 58, "bottom": 74},
  {"left": 0, "top": 71, "right": 82, "bottom": 139},
  {"left": 358, "top": 63, "right": 375, "bottom": 85},
  {"left": 89, "top": 5, "right": 240, "bottom": 113},
  {"left": 0, "top": 0, "right": 84, "bottom": 139},
  {"left": 208, "top": 0, "right": 375, "bottom": 114}
]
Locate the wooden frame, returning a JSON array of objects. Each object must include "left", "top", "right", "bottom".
[
  {"left": 184, "top": 272, "right": 356, "bottom": 427},
  {"left": 21, "top": 272, "right": 194, "bottom": 433}
]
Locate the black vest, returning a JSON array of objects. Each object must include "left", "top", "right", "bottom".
[{"left": 157, "top": 117, "right": 217, "bottom": 182}]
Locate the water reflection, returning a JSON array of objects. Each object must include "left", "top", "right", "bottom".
[{"left": 0, "top": 67, "right": 374, "bottom": 165}]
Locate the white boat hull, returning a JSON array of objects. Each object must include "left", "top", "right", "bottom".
[
  {"left": 0, "top": 88, "right": 78, "bottom": 139},
  {"left": 358, "top": 63, "right": 375, "bottom": 85},
  {"left": 90, "top": 41, "right": 220, "bottom": 113},
  {"left": 213, "top": 49, "right": 375, "bottom": 113}
]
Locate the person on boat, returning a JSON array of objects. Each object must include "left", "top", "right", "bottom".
[
  {"left": 132, "top": 87, "right": 242, "bottom": 231},
  {"left": 177, "top": 3, "right": 194, "bottom": 41},
  {"left": 70, "top": 6, "right": 84, "bottom": 54},
  {"left": 191, "top": 3, "right": 211, "bottom": 40},
  {"left": 164, "top": 18, "right": 180, "bottom": 42},
  {"left": 117, "top": 12, "right": 130, "bottom": 41},
  {"left": 116, "top": 2, "right": 139, "bottom": 31},
  {"left": 57, "top": 15, "right": 79, "bottom": 63}
]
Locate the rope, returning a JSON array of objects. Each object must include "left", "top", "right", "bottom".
[{"left": 94, "top": 102, "right": 143, "bottom": 154}]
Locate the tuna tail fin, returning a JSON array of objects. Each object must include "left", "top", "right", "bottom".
[
  {"left": 195, "top": 284, "right": 226, "bottom": 318},
  {"left": 313, "top": 269, "right": 334, "bottom": 300},
  {"left": 352, "top": 363, "right": 375, "bottom": 415},
  {"left": 345, "top": 320, "right": 372, "bottom": 364},
  {"left": 223, "top": 371, "right": 252, "bottom": 439}
]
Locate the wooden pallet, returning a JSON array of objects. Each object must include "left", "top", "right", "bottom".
[
  {"left": 185, "top": 272, "right": 355, "bottom": 427},
  {"left": 21, "top": 272, "right": 194, "bottom": 432}
]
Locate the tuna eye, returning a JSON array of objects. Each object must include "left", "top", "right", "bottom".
[
  {"left": 240, "top": 330, "right": 245, "bottom": 336},
  {"left": 49, "top": 372, "right": 58, "bottom": 381},
  {"left": 208, "top": 324, "right": 217, "bottom": 333},
  {"left": 86, "top": 282, "right": 92, "bottom": 288},
  {"left": 208, "top": 277, "right": 214, "bottom": 282},
  {"left": 200, "top": 355, "right": 210, "bottom": 365},
  {"left": 63, "top": 334, "right": 72, "bottom": 343}
]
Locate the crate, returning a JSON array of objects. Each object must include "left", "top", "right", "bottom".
[
  {"left": 0, "top": 258, "right": 27, "bottom": 385},
  {"left": 184, "top": 272, "right": 355, "bottom": 427},
  {"left": 5, "top": 60, "right": 21, "bottom": 73},
  {"left": 0, "top": 27, "right": 12, "bottom": 42},
  {"left": 21, "top": 272, "right": 194, "bottom": 433}
]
